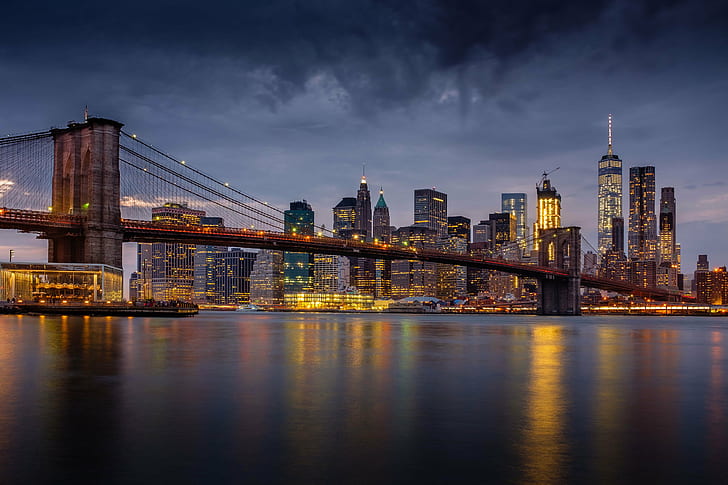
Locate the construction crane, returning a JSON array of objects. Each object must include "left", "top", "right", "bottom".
[{"left": 538, "top": 166, "right": 560, "bottom": 189}]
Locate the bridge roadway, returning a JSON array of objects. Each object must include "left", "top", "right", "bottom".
[{"left": 0, "top": 208, "right": 687, "bottom": 300}]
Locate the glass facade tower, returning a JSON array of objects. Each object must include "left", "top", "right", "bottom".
[
  {"left": 597, "top": 114, "right": 623, "bottom": 254},
  {"left": 414, "top": 188, "right": 448, "bottom": 238},
  {"left": 628, "top": 166, "right": 657, "bottom": 261},
  {"left": 283, "top": 200, "right": 315, "bottom": 293},
  {"left": 501, "top": 193, "right": 527, "bottom": 248}
]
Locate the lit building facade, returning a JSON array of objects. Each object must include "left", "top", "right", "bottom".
[
  {"left": 333, "top": 197, "right": 357, "bottom": 237},
  {"left": 534, "top": 178, "right": 561, "bottom": 250},
  {"left": 391, "top": 225, "right": 437, "bottom": 298},
  {"left": 659, "top": 187, "right": 677, "bottom": 267},
  {"left": 436, "top": 236, "right": 468, "bottom": 300},
  {"left": 414, "top": 188, "right": 448, "bottom": 237},
  {"left": 501, "top": 193, "right": 527, "bottom": 248},
  {"left": 597, "top": 114, "right": 623, "bottom": 254},
  {"left": 313, "top": 254, "right": 350, "bottom": 293},
  {"left": 447, "top": 216, "right": 471, "bottom": 242},
  {"left": 696, "top": 267, "right": 728, "bottom": 304},
  {"left": 250, "top": 250, "right": 284, "bottom": 306},
  {"left": 284, "top": 292, "right": 374, "bottom": 310},
  {"left": 628, "top": 166, "right": 657, "bottom": 261},
  {"left": 193, "top": 216, "right": 225, "bottom": 303},
  {"left": 137, "top": 202, "right": 205, "bottom": 301},
  {"left": 0, "top": 263, "right": 123, "bottom": 302},
  {"left": 283, "top": 200, "right": 315, "bottom": 293},
  {"left": 489, "top": 212, "right": 516, "bottom": 249}
]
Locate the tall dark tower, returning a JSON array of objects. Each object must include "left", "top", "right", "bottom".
[
  {"left": 659, "top": 187, "right": 676, "bottom": 265},
  {"left": 373, "top": 188, "right": 392, "bottom": 298},
  {"left": 628, "top": 166, "right": 657, "bottom": 261},
  {"left": 354, "top": 167, "right": 372, "bottom": 240}
]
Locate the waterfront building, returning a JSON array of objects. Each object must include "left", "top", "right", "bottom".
[
  {"left": 694, "top": 254, "right": 710, "bottom": 295},
  {"left": 0, "top": 262, "right": 123, "bottom": 302},
  {"left": 628, "top": 166, "right": 657, "bottom": 261},
  {"left": 414, "top": 188, "right": 448, "bottom": 237},
  {"left": 140, "top": 203, "right": 205, "bottom": 301},
  {"left": 436, "top": 236, "right": 468, "bottom": 300},
  {"left": 283, "top": 292, "right": 374, "bottom": 310},
  {"left": 283, "top": 200, "right": 314, "bottom": 293},
  {"left": 447, "top": 216, "right": 471, "bottom": 242},
  {"left": 193, "top": 216, "right": 226, "bottom": 303},
  {"left": 501, "top": 193, "right": 527, "bottom": 248},
  {"left": 313, "top": 254, "right": 350, "bottom": 293},
  {"left": 597, "top": 114, "right": 623, "bottom": 254},
  {"left": 134, "top": 242, "right": 153, "bottom": 300},
  {"left": 696, "top": 266, "right": 728, "bottom": 304},
  {"left": 391, "top": 225, "right": 438, "bottom": 298},
  {"left": 208, "top": 249, "right": 257, "bottom": 304},
  {"left": 533, "top": 178, "right": 561, "bottom": 250},
  {"left": 250, "top": 250, "right": 284, "bottom": 306}
]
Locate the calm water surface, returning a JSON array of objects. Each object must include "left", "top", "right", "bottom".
[{"left": 0, "top": 312, "right": 727, "bottom": 484}]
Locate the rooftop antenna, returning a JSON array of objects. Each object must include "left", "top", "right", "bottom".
[
  {"left": 361, "top": 162, "right": 366, "bottom": 183},
  {"left": 607, "top": 113, "right": 613, "bottom": 156},
  {"left": 84, "top": 105, "right": 89, "bottom": 121}
]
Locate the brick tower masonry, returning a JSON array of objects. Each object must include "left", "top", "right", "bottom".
[{"left": 48, "top": 118, "right": 124, "bottom": 268}]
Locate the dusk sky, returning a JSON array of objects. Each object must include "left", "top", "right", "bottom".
[{"left": 1, "top": 0, "right": 727, "bottom": 275}]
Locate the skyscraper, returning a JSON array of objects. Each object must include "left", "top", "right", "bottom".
[
  {"left": 659, "top": 187, "right": 677, "bottom": 265},
  {"left": 373, "top": 188, "right": 392, "bottom": 298},
  {"left": 350, "top": 174, "right": 375, "bottom": 294},
  {"left": 628, "top": 166, "right": 657, "bottom": 261},
  {"left": 193, "top": 216, "right": 225, "bottom": 303},
  {"left": 138, "top": 202, "right": 205, "bottom": 301},
  {"left": 533, "top": 178, "right": 561, "bottom": 250},
  {"left": 373, "top": 188, "right": 391, "bottom": 243},
  {"left": 597, "top": 114, "right": 623, "bottom": 254},
  {"left": 501, "top": 193, "right": 527, "bottom": 247},
  {"left": 250, "top": 250, "right": 284, "bottom": 306},
  {"left": 283, "top": 200, "right": 314, "bottom": 293},
  {"left": 414, "top": 188, "right": 448, "bottom": 237},
  {"left": 354, "top": 171, "right": 372, "bottom": 239}
]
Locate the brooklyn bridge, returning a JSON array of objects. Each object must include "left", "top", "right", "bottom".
[{"left": 0, "top": 117, "right": 687, "bottom": 314}]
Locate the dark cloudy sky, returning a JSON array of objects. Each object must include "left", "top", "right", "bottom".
[{"left": 1, "top": 0, "right": 727, "bottom": 277}]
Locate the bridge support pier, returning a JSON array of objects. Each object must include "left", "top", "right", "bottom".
[
  {"left": 537, "top": 227, "right": 581, "bottom": 315},
  {"left": 49, "top": 118, "right": 124, "bottom": 268}
]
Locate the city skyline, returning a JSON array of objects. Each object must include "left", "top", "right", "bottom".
[{"left": 0, "top": 0, "right": 726, "bottom": 276}]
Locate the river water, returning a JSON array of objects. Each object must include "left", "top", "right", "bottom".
[{"left": 0, "top": 312, "right": 726, "bottom": 484}]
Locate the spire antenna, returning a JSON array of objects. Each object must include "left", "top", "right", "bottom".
[{"left": 607, "top": 113, "right": 613, "bottom": 156}]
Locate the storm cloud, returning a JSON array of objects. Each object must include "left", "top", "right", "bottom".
[{"left": 1, "top": 0, "right": 727, "bottom": 275}]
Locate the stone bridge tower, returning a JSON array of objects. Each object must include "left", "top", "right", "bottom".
[
  {"left": 537, "top": 226, "right": 581, "bottom": 315},
  {"left": 48, "top": 118, "right": 124, "bottom": 268}
]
